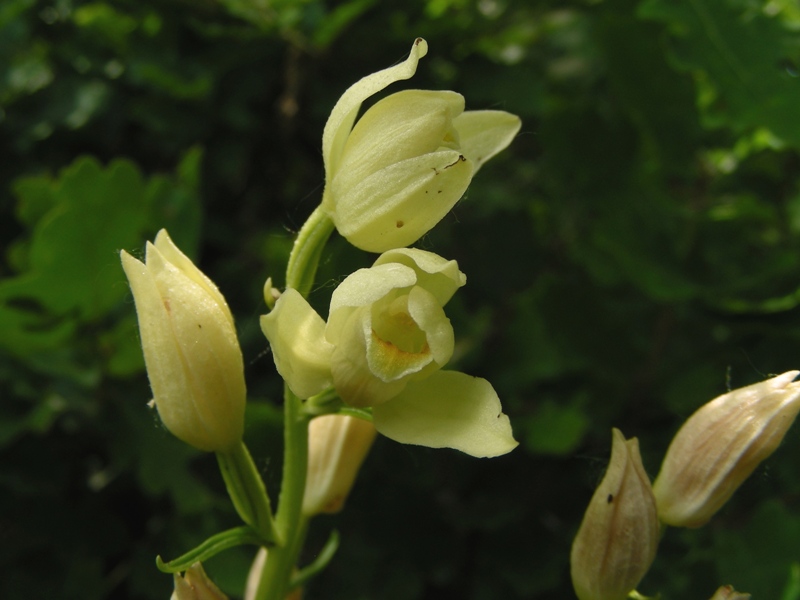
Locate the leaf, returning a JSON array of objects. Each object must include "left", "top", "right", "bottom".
[
  {"left": 0, "top": 151, "right": 201, "bottom": 358},
  {"left": 523, "top": 398, "right": 589, "bottom": 455},
  {"left": 639, "top": 0, "right": 800, "bottom": 147},
  {"left": 156, "top": 526, "right": 265, "bottom": 573}
]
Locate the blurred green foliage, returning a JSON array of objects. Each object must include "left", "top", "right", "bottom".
[{"left": 2, "top": 0, "right": 800, "bottom": 598}]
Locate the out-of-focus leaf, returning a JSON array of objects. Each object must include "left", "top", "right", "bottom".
[
  {"left": 311, "top": 0, "right": 377, "bottom": 49},
  {"left": 714, "top": 500, "right": 800, "bottom": 598},
  {"left": 523, "top": 397, "right": 589, "bottom": 455},
  {"left": 0, "top": 151, "right": 202, "bottom": 358},
  {"left": 639, "top": 0, "right": 800, "bottom": 147}
]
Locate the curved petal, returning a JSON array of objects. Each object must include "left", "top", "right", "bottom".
[
  {"left": 366, "top": 291, "right": 437, "bottom": 382},
  {"left": 129, "top": 245, "right": 247, "bottom": 451},
  {"left": 406, "top": 285, "right": 454, "bottom": 366},
  {"left": 260, "top": 289, "right": 333, "bottom": 399},
  {"left": 327, "top": 263, "right": 417, "bottom": 343},
  {"left": 152, "top": 229, "right": 233, "bottom": 330},
  {"left": 331, "top": 150, "right": 474, "bottom": 253},
  {"left": 323, "top": 38, "right": 428, "bottom": 177},
  {"left": 374, "top": 248, "right": 466, "bottom": 306},
  {"left": 331, "top": 307, "right": 408, "bottom": 407},
  {"left": 335, "top": 90, "right": 465, "bottom": 186},
  {"left": 373, "top": 371, "right": 518, "bottom": 458},
  {"left": 452, "top": 110, "right": 521, "bottom": 173}
]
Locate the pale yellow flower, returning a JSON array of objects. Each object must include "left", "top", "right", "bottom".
[
  {"left": 261, "top": 248, "right": 516, "bottom": 458},
  {"left": 321, "top": 38, "right": 521, "bottom": 252},
  {"left": 121, "top": 230, "right": 246, "bottom": 452}
]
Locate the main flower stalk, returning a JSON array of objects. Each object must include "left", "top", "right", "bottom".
[{"left": 253, "top": 208, "right": 330, "bottom": 600}]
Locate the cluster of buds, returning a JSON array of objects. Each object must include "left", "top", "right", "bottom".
[{"left": 571, "top": 372, "right": 800, "bottom": 599}]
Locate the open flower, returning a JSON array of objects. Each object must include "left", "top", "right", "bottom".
[
  {"left": 321, "top": 38, "right": 521, "bottom": 252},
  {"left": 571, "top": 429, "right": 659, "bottom": 600},
  {"left": 121, "top": 230, "right": 246, "bottom": 452},
  {"left": 261, "top": 248, "right": 517, "bottom": 458},
  {"left": 653, "top": 371, "right": 800, "bottom": 528}
]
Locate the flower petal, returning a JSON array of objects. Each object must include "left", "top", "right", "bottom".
[
  {"left": 373, "top": 371, "right": 518, "bottom": 457},
  {"left": 323, "top": 38, "right": 428, "bottom": 177},
  {"left": 374, "top": 248, "right": 466, "bottom": 306},
  {"left": 126, "top": 244, "right": 246, "bottom": 451},
  {"left": 331, "top": 307, "right": 408, "bottom": 407},
  {"left": 331, "top": 150, "right": 474, "bottom": 253},
  {"left": 334, "top": 89, "right": 465, "bottom": 186},
  {"left": 327, "top": 263, "right": 417, "bottom": 344},
  {"left": 153, "top": 229, "right": 233, "bottom": 329},
  {"left": 452, "top": 110, "right": 521, "bottom": 173},
  {"left": 405, "top": 285, "right": 454, "bottom": 366},
  {"left": 260, "top": 289, "right": 334, "bottom": 399}
]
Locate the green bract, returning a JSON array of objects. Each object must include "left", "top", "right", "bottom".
[
  {"left": 121, "top": 230, "right": 246, "bottom": 452},
  {"left": 321, "top": 38, "right": 521, "bottom": 253},
  {"left": 261, "top": 248, "right": 517, "bottom": 458}
]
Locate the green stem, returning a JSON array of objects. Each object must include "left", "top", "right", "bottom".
[
  {"left": 252, "top": 202, "right": 334, "bottom": 599},
  {"left": 252, "top": 387, "right": 311, "bottom": 600},
  {"left": 285, "top": 205, "right": 335, "bottom": 297},
  {"left": 216, "top": 441, "right": 279, "bottom": 544}
]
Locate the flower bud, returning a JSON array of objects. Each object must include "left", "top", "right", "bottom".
[
  {"left": 121, "top": 230, "right": 246, "bottom": 452},
  {"left": 709, "top": 585, "right": 751, "bottom": 600},
  {"left": 302, "top": 414, "right": 377, "bottom": 516},
  {"left": 653, "top": 371, "right": 800, "bottom": 528},
  {"left": 172, "top": 562, "right": 228, "bottom": 600},
  {"left": 571, "top": 429, "right": 659, "bottom": 600},
  {"left": 321, "top": 38, "right": 521, "bottom": 252}
]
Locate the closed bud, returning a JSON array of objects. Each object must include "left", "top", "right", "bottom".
[
  {"left": 303, "top": 414, "right": 377, "bottom": 516},
  {"left": 172, "top": 562, "right": 228, "bottom": 600},
  {"left": 709, "top": 585, "right": 751, "bottom": 600},
  {"left": 571, "top": 429, "right": 659, "bottom": 600},
  {"left": 653, "top": 371, "right": 800, "bottom": 528},
  {"left": 121, "top": 230, "right": 246, "bottom": 452}
]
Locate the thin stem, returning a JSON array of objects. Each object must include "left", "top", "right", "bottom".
[
  {"left": 216, "top": 441, "right": 279, "bottom": 544},
  {"left": 285, "top": 204, "right": 335, "bottom": 297},
  {"left": 252, "top": 386, "right": 311, "bottom": 600},
  {"left": 253, "top": 201, "right": 334, "bottom": 599}
]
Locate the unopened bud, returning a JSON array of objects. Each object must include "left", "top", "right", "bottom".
[
  {"left": 171, "top": 562, "right": 228, "bottom": 600},
  {"left": 709, "top": 585, "right": 751, "bottom": 600},
  {"left": 653, "top": 371, "right": 800, "bottom": 528},
  {"left": 302, "top": 414, "right": 376, "bottom": 516},
  {"left": 571, "top": 429, "right": 659, "bottom": 600},
  {"left": 121, "top": 230, "right": 246, "bottom": 452}
]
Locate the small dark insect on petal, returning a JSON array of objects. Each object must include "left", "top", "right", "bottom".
[{"left": 607, "top": 494, "right": 613, "bottom": 504}]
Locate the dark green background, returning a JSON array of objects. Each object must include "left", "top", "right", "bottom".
[{"left": 2, "top": 0, "right": 800, "bottom": 598}]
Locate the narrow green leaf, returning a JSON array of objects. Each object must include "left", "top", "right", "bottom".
[{"left": 156, "top": 526, "right": 265, "bottom": 574}]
